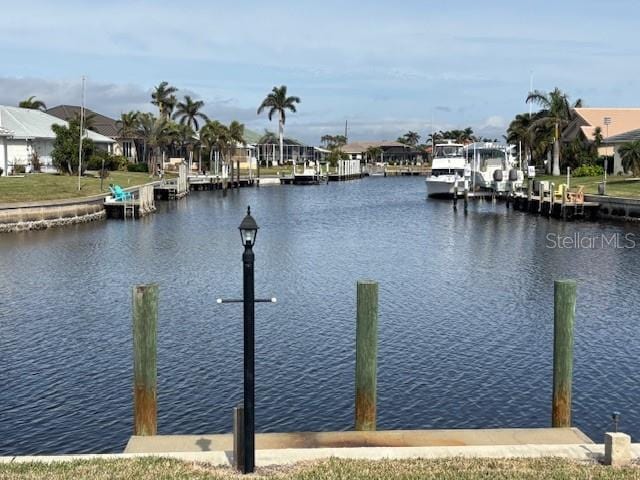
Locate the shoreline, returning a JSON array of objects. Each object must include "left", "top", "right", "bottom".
[{"left": 3, "top": 179, "right": 640, "bottom": 233}]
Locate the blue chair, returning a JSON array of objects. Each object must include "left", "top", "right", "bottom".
[{"left": 109, "top": 184, "right": 133, "bottom": 201}]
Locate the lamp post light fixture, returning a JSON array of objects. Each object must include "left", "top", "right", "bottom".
[
  {"left": 217, "top": 206, "right": 275, "bottom": 474},
  {"left": 239, "top": 206, "right": 258, "bottom": 474}
]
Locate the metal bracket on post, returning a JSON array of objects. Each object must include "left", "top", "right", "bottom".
[
  {"left": 217, "top": 294, "right": 276, "bottom": 474},
  {"left": 217, "top": 298, "right": 277, "bottom": 304}
]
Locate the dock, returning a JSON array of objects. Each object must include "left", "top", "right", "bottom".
[
  {"left": 125, "top": 428, "right": 592, "bottom": 453},
  {"left": 187, "top": 175, "right": 255, "bottom": 191},
  {"left": 104, "top": 184, "right": 156, "bottom": 219},
  {"left": 327, "top": 159, "right": 364, "bottom": 182},
  {"left": 384, "top": 165, "right": 431, "bottom": 176},
  {"left": 511, "top": 192, "right": 600, "bottom": 221},
  {"left": 328, "top": 172, "right": 365, "bottom": 182}
]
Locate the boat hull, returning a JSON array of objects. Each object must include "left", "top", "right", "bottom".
[{"left": 425, "top": 178, "right": 462, "bottom": 198}]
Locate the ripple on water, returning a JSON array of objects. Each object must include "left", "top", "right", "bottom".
[{"left": 1, "top": 177, "right": 639, "bottom": 454}]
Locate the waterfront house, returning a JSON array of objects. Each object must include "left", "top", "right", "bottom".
[
  {"left": 562, "top": 108, "right": 640, "bottom": 173},
  {"left": 602, "top": 128, "right": 640, "bottom": 175},
  {"left": 0, "top": 105, "right": 116, "bottom": 176},
  {"left": 47, "top": 105, "right": 138, "bottom": 162},
  {"left": 342, "top": 141, "right": 420, "bottom": 164}
]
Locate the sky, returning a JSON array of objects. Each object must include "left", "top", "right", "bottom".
[{"left": 0, "top": 0, "right": 639, "bottom": 144}]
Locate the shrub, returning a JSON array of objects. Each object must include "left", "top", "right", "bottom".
[
  {"left": 573, "top": 164, "right": 604, "bottom": 177},
  {"left": 30, "top": 151, "right": 41, "bottom": 172},
  {"left": 126, "top": 162, "right": 149, "bottom": 173},
  {"left": 51, "top": 119, "right": 95, "bottom": 174},
  {"left": 13, "top": 164, "right": 26, "bottom": 174},
  {"left": 111, "top": 156, "right": 128, "bottom": 171},
  {"left": 86, "top": 151, "right": 127, "bottom": 171}
]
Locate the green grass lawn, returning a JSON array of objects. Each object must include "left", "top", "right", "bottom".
[
  {"left": 0, "top": 172, "right": 161, "bottom": 204},
  {"left": 0, "top": 457, "right": 637, "bottom": 479},
  {"left": 536, "top": 175, "right": 640, "bottom": 198}
]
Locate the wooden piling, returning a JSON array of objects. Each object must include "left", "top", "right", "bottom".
[
  {"left": 355, "top": 280, "right": 379, "bottom": 431},
  {"left": 552, "top": 279, "right": 576, "bottom": 428},
  {"left": 233, "top": 404, "right": 245, "bottom": 471},
  {"left": 464, "top": 187, "right": 469, "bottom": 213},
  {"left": 453, "top": 185, "right": 458, "bottom": 210},
  {"left": 132, "top": 284, "right": 158, "bottom": 436}
]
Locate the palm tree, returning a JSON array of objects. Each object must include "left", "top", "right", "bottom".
[
  {"left": 460, "top": 127, "right": 476, "bottom": 143},
  {"left": 321, "top": 134, "right": 335, "bottom": 147},
  {"left": 593, "top": 126, "right": 603, "bottom": 153},
  {"left": 257, "top": 85, "right": 300, "bottom": 166},
  {"left": 526, "top": 87, "right": 580, "bottom": 176},
  {"left": 226, "top": 120, "right": 245, "bottom": 168},
  {"left": 151, "top": 81, "right": 178, "bottom": 120},
  {"left": 366, "top": 146, "right": 382, "bottom": 164},
  {"left": 117, "top": 111, "right": 139, "bottom": 138},
  {"left": 170, "top": 122, "right": 195, "bottom": 161},
  {"left": 173, "top": 95, "right": 208, "bottom": 130},
  {"left": 116, "top": 111, "right": 140, "bottom": 161},
  {"left": 530, "top": 121, "right": 555, "bottom": 172},
  {"left": 507, "top": 113, "right": 535, "bottom": 164},
  {"left": 618, "top": 140, "right": 640, "bottom": 175},
  {"left": 138, "top": 113, "right": 174, "bottom": 174},
  {"left": 403, "top": 131, "right": 421, "bottom": 146},
  {"left": 200, "top": 120, "right": 225, "bottom": 173},
  {"left": 321, "top": 134, "right": 346, "bottom": 149},
  {"left": 19, "top": 96, "right": 46, "bottom": 111}
]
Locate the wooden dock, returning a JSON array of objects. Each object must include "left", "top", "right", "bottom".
[
  {"left": 511, "top": 193, "right": 600, "bottom": 221},
  {"left": 328, "top": 172, "right": 365, "bottom": 182},
  {"left": 188, "top": 175, "right": 256, "bottom": 190},
  {"left": 280, "top": 174, "right": 327, "bottom": 185},
  {"left": 105, "top": 184, "right": 156, "bottom": 219},
  {"left": 385, "top": 165, "right": 431, "bottom": 176}
]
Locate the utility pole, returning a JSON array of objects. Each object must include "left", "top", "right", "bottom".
[{"left": 77, "top": 76, "right": 85, "bottom": 192}]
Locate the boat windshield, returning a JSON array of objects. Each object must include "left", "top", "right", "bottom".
[
  {"left": 434, "top": 145, "right": 464, "bottom": 158},
  {"left": 466, "top": 148, "right": 507, "bottom": 170},
  {"left": 432, "top": 168, "right": 464, "bottom": 177},
  {"left": 466, "top": 148, "right": 506, "bottom": 163}
]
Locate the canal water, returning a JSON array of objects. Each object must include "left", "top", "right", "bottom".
[{"left": 1, "top": 177, "right": 639, "bottom": 455}]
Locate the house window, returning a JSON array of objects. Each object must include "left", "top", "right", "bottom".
[{"left": 123, "top": 141, "right": 133, "bottom": 158}]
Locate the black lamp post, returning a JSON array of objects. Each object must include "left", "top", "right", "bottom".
[{"left": 239, "top": 206, "right": 258, "bottom": 474}]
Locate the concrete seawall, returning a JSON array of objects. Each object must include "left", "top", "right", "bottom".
[
  {"left": 585, "top": 194, "right": 640, "bottom": 221},
  {"left": 0, "top": 196, "right": 107, "bottom": 233}
]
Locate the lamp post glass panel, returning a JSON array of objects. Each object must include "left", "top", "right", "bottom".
[{"left": 239, "top": 206, "right": 258, "bottom": 473}]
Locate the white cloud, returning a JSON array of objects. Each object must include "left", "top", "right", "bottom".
[{"left": 480, "top": 116, "right": 507, "bottom": 130}]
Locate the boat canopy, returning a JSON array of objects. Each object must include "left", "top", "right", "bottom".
[{"left": 434, "top": 144, "right": 464, "bottom": 158}]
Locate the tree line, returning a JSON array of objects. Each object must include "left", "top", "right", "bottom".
[
  {"left": 18, "top": 83, "right": 301, "bottom": 174},
  {"left": 507, "top": 87, "right": 640, "bottom": 176}
]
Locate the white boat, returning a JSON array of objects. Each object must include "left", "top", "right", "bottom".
[
  {"left": 425, "top": 141, "right": 466, "bottom": 198},
  {"left": 464, "top": 142, "right": 524, "bottom": 194}
]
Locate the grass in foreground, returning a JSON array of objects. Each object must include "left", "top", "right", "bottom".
[
  {"left": 1, "top": 457, "right": 639, "bottom": 480},
  {"left": 0, "top": 172, "right": 160, "bottom": 203},
  {"left": 537, "top": 175, "right": 640, "bottom": 198}
]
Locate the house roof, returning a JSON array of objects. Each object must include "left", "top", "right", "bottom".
[
  {"left": 47, "top": 105, "right": 121, "bottom": 138},
  {"left": 568, "top": 108, "right": 640, "bottom": 141},
  {"left": 342, "top": 141, "right": 409, "bottom": 154},
  {"left": 603, "top": 128, "right": 640, "bottom": 144},
  {"left": 0, "top": 106, "right": 115, "bottom": 143}
]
